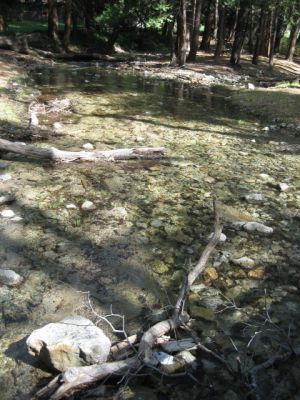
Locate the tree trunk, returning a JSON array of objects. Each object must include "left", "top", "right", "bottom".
[
  {"left": 169, "top": 20, "right": 177, "bottom": 65},
  {"left": 286, "top": 16, "right": 300, "bottom": 61},
  {"left": 105, "top": 25, "right": 121, "bottom": 54},
  {"left": 214, "top": 3, "right": 225, "bottom": 59},
  {"left": 187, "top": 0, "right": 203, "bottom": 62},
  {"left": 200, "top": 2, "right": 214, "bottom": 51},
  {"left": 228, "top": 7, "right": 238, "bottom": 41},
  {"left": 85, "top": 0, "right": 96, "bottom": 39},
  {"left": 274, "top": 14, "right": 285, "bottom": 53},
  {"left": 177, "top": 0, "right": 187, "bottom": 66},
  {"left": 63, "top": 0, "right": 72, "bottom": 51},
  {"left": 214, "top": 0, "right": 219, "bottom": 40},
  {"left": 0, "top": 139, "right": 165, "bottom": 163},
  {"left": 247, "top": 5, "right": 255, "bottom": 53},
  {"left": 48, "top": 0, "right": 60, "bottom": 44},
  {"left": 230, "top": 1, "right": 249, "bottom": 67},
  {"left": 0, "top": 3, "right": 8, "bottom": 32},
  {"left": 252, "top": 8, "right": 265, "bottom": 65},
  {"left": 261, "top": 11, "right": 272, "bottom": 56},
  {"left": 269, "top": 9, "right": 279, "bottom": 67},
  {"left": 0, "top": 14, "right": 6, "bottom": 32}
]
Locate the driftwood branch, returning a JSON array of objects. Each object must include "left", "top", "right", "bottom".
[
  {"left": 0, "top": 138, "right": 165, "bottom": 163},
  {"left": 34, "top": 202, "right": 222, "bottom": 399}
]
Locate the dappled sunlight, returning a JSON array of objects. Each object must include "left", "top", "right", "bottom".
[{"left": 0, "top": 60, "right": 299, "bottom": 399}]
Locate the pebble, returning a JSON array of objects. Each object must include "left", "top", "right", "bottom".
[
  {"left": 244, "top": 192, "right": 265, "bottom": 203},
  {"left": 247, "top": 83, "right": 255, "bottom": 90},
  {"left": 207, "top": 232, "right": 227, "bottom": 242},
  {"left": 243, "top": 222, "right": 273, "bottom": 234},
  {"left": 65, "top": 203, "right": 77, "bottom": 209},
  {"left": 278, "top": 182, "right": 289, "bottom": 192},
  {"left": 0, "top": 161, "right": 7, "bottom": 169},
  {"left": 259, "top": 173, "right": 271, "bottom": 181},
  {"left": 262, "top": 126, "right": 270, "bottom": 132},
  {"left": 248, "top": 268, "right": 265, "bottom": 279},
  {"left": 151, "top": 219, "right": 163, "bottom": 228},
  {"left": 0, "top": 193, "right": 15, "bottom": 205},
  {"left": 82, "top": 143, "right": 94, "bottom": 150},
  {"left": 53, "top": 122, "right": 63, "bottom": 130},
  {"left": 81, "top": 200, "right": 95, "bottom": 210},
  {"left": 1, "top": 209, "right": 15, "bottom": 218},
  {"left": 0, "top": 269, "right": 23, "bottom": 286},
  {"left": 11, "top": 216, "right": 23, "bottom": 222},
  {"left": 0, "top": 173, "right": 12, "bottom": 182},
  {"left": 232, "top": 256, "right": 255, "bottom": 269},
  {"left": 205, "top": 267, "right": 219, "bottom": 280}
]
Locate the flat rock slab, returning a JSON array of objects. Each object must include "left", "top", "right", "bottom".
[{"left": 26, "top": 315, "right": 111, "bottom": 371}]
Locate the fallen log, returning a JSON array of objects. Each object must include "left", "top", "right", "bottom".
[
  {"left": 0, "top": 138, "right": 165, "bottom": 162},
  {"left": 35, "top": 201, "right": 222, "bottom": 400}
]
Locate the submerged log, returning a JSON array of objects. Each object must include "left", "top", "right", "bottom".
[{"left": 0, "top": 138, "right": 165, "bottom": 163}]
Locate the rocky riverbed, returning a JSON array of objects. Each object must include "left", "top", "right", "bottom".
[{"left": 0, "top": 56, "right": 299, "bottom": 399}]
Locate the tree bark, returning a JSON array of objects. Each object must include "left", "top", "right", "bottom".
[
  {"left": 274, "top": 14, "right": 285, "bottom": 53},
  {"left": 230, "top": 1, "right": 249, "bottom": 67},
  {"left": 252, "top": 8, "right": 265, "bottom": 65},
  {"left": 48, "top": 0, "right": 60, "bottom": 44},
  {"left": 187, "top": 0, "right": 203, "bottom": 62},
  {"left": 200, "top": 1, "right": 214, "bottom": 52},
  {"left": 63, "top": 0, "right": 72, "bottom": 51},
  {"left": 0, "top": 139, "right": 165, "bottom": 162},
  {"left": 0, "top": 14, "right": 6, "bottom": 32},
  {"left": 177, "top": 0, "right": 187, "bottom": 66},
  {"left": 214, "top": 2, "right": 225, "bottom": 59},
  {"left": 0, "top": 3, "right": 8, "bottom": 32},
  {"left": 286, "top": 16, "right": 300, "bottom": 61},
  {"left": 84, "top": 0, "right": 96, "bottom": 39},
  {"left": 214, "top": 0, "right": 219, "bottom": 41},
  {"left": 169, "top": 19, "right": 177, "bottom": 65},
  {"left": 269, "top": 8, "right": 279, "bottom": 67}
]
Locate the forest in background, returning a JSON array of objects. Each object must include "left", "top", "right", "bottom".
[{"left": 0, "top": 0, "right": 299, "bottom": 66}]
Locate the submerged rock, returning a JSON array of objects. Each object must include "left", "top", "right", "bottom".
[
  {"left": 244, "top": 192, "right": 265, "bottom": 203},
  {"left": 0, "top": 193, "right": 15, "bottom": 205},
  {"left": 26, "top": 315, "right": 111, "bottom": 371},
  {"left": 278, "top": 182, "right": 289, "bottom": 192},
  {"left": 207, "top": 232, "right": 227, "bottom": 242},
  {"left": 1, "top": 209, "right": 15, "bottom": 218},
  {"left": 205, "top": 267, "right": 219, "bottom": 280},
  {"left": 152, "top": 260, "right": 169, "bottom": 274},
  {"left": 81, "top": 200, "right": 96, "bottom": 211},
  {"left": 232, "top": 256, "right": 255, "bottom": 269},
  {"left": 243, "top": 221, "right": 273, "bottom": 234},
  {"left": 65, "top": 203, "right": 77, "bottom": 209},
  {"left": 189, "top": 305, "right": 216, "bottom": 321},
  {"left": 0, "top": 269, "right": 23, "bottom": 287}
]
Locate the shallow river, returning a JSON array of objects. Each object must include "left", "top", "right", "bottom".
[{"left": 0, "top": 63, "right": 299, "bottom": 399}]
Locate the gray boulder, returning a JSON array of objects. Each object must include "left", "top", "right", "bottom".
[{"left": 26, "top": 315, "right": 111, "bottom": 371}]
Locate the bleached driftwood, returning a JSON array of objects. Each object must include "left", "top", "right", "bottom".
[{"left": 0, "top": 138, "right": 165, "bottom": 163}]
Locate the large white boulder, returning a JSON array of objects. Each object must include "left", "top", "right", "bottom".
[{"left": 26, "top": 315, "right": 111, "bottom": 371}]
